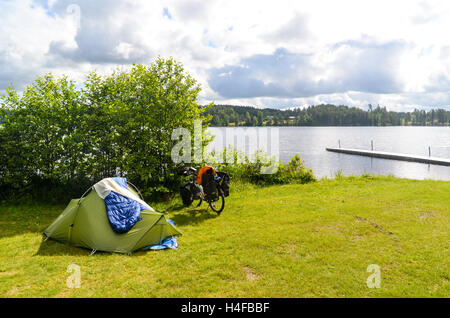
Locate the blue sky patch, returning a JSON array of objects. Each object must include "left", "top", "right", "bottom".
[
  {"left": 163, "top": 7, "right": 172, "bottom": 19},
  {"left": 207, "top": 41, "right": 217, "bottom": 48},
  {"left": 32, "top": 0, "right": 55, "bottom": 18}
]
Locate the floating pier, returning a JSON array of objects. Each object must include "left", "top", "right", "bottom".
[{"left": 326, "top": 147, "right": 450, "bottom": 166}]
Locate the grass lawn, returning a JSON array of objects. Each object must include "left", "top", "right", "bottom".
[{"left": 0, "top": 176, "right": 448, "bottom": 297}]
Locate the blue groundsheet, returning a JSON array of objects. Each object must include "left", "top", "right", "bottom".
[{"left": 143, "top": 219, "right": 179, "bottom": 250}]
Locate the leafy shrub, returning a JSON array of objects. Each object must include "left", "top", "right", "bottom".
[
  {"left": 0, "top": 58, "right": 212, "bottom": 202},
  {"left": 205, "top": 147, "right": 316, "bottom": 186}
]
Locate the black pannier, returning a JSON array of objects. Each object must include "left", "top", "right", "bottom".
[
  {"left": 180, "top": 186, "right": 193, "bottom": 206},
  {"left": 191, "top": 183, "right": 202, "bottom": 200},
  {"left": 202, "top": 173, "right": 218, "bottom": 200},
  {"left": 217, "top": 171, "right": 230, "bottom": 197}
]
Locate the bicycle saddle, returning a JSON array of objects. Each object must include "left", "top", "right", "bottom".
[{"left": 178, "top": 167, "right": 197, "bottom": 176}]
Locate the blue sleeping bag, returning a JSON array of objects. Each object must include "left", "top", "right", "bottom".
[{"left": 104, "top": 177, "right": 147, "bottom": 234}]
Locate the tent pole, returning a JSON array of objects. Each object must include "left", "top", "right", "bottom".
[
  {"left": 127, "top": 181, "right": 144, "bottom": 200},
  {"left": 78, "top": 186, "right": 93, "bottom": 205}
]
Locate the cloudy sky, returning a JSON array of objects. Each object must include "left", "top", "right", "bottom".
[{"left": 1, "top": 0, "right": 450, "bottom": 111}]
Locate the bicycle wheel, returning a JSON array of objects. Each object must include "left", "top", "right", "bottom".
[{"left": 209, "top": 192, "right": 225, "bottom": 214}]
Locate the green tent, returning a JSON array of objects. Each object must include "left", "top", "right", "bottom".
[{"left": 43, "top": 182, "right": 181, "bottom": 254}]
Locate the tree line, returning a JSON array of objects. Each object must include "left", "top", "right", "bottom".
[{"left": 205, "top": 104, "right": 450, "bottom": 127}]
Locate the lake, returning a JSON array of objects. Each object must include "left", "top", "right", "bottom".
[{"left": 207, "top": 126, "right": 450, "bottom": 181}]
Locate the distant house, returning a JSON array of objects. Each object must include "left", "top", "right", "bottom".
[{"left": 289, "top": 116, "right": 296, "bottom": 119}]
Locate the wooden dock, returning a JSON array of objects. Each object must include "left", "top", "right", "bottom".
[{"left": 326, "top": 147, "right": 450, "bottom": 166}]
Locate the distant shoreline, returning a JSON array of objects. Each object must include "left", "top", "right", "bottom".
[
  {"left": 208, "top": 125, "right": 450, "bottom": 128},
  {"left": 204, "top": 104, "right": 450, "bottom": 127}
]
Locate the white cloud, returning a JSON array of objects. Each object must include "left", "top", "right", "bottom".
[{"left": 1, "top": 0, "right": 450, "bottom": 110}]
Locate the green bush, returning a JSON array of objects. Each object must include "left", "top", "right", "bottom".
[
  {"left": 0, "top": 57, "right": 212, "bottom": 202},
  {"left": 206, "top": 147, "right": 316, "bottom": 186}
]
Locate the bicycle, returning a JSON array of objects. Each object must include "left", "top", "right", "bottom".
[{"left": 179, "top": 167, "right": 225, "bottom": 214}]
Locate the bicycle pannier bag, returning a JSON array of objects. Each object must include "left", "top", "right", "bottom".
[
  {"left": 217, "top": 171, "right": 230, "bottom": 197},
  {"left": 202, "top": 174, "right": 218, "bottom": 200},
  {"left": 180, "top": 186, "right": 193, "bottom": 206}
]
